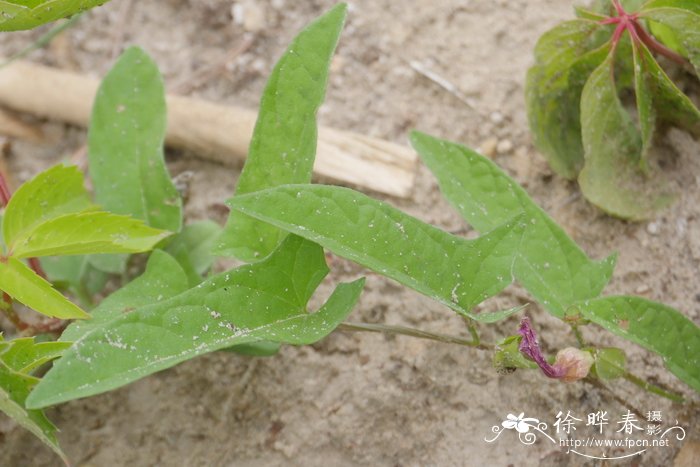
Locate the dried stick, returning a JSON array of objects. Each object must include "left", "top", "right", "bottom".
[{"left": 0, "top": 60, "right": 418, "bottom": 198}]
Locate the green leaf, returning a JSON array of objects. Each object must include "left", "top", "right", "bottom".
[
  {"left": 0, "top": 257, "right": 88, "bottom": 319},
  {"left": 228, "top": 185, "right": 525, "bottom": 322},
  {"left": 642, "top": 1, "right": 700, "bottom": 56},
  {"left": 88, "top": 46, "right": 181, "bottom": 232},
  {"left": 0, "top": 362, "right": 66, "bottom": 463},
  {"left": 215, "top": 4, "right": 346, "bottom": 261},
  {"left": 40, "top": 255, "right": 109, "bottom": 302},
  {"left": 590, "top": 347, "right": 627, "bottom": 381},
  {"left": 526, "top": 20, "right": 609, "bottom": 178},
  {"left": 641, "top": 7, "right": 700, "bottom": 77},
  {"left": 574, "top": 7, "right": 607, "bottom": 21},
  {"left": 578, "top": 296, "right": 700, "bottom": 392},
  {"left": 223, "top": 341, "right": 281, "bottom": 357},
  {"left": 27, "top": 236, "right": 364, "bottom": 408},
  {"left": 632, "top": 40, "right": 657, "bottom": 170},
  {"left": 578, "top": 51, "right": 675, "bottom": 220},
  {"left": 61, "top": 250, "right": 189, "bottom": 342},
  {"left": 0, "top": 0, "right": 109, "bottom": 32},
  {"left": 410, "top": 131, "right": 616, "bottom": 318},
  {"left": 0, "top": 338, "right": 71, "bottom": 374},
  {"left": 11, "top": 211, "right": 171, "bottom": 258},
  {"left": 633, "top": 40, "right": 700, "bottom": 168},
  {"left": 165, "top": 220, "right": 221, "bottom": 286},
  {"left": 2, "top": 164, "right": 93, "bottom": 252}
]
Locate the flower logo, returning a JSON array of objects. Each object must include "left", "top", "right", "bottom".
[{"left": 502, "top": 413, "right": 540, "bottom": 433}]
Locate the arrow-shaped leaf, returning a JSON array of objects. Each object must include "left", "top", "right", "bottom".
[
  {"left": 410, "top": 131, "right": 616, "bottom": 318},
  {"left": 228, "top": 184, "right": 526, "bottom": 322},
  {"left": 215, "top": 4, "right": 346, "bottom": 261},
  {"left": 27, "top": 235, "right": 364, "bottom": 408}
]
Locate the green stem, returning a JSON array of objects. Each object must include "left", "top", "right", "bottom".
[
  {"left": 0, "top": 14, "right": 83, "bottom": 69},
  {"left": 338, "top": 322, "right": 494, "bottom": 350},
  {"left": 623, "top": 371, "right": 685, "bottom": 404}
]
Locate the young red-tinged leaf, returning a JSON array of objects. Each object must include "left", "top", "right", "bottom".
[
  {"left": 410, "top": 131, "right": 616, "bottom": 319},
  {"left": 0, "top": 257, "right": 88, "bottom": 319},
  {"left": 27, "top": 236, "right": 364, "bottom": 408},
  {"left": 0, "top": 0, "right": 109, "bottom": 32},
  {"left": 228, "top": 185, "right": 526, "bottom": 322},
  {"left": 578, "top": 51, "right": 675, "bottom": 220},
  {"left": 215, "top": 4, "right": 346, "bottom": 261},
  {"left": 578, "top": 296, "right": 700, "bottom": 393}
]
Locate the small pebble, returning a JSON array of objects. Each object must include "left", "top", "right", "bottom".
[
  {"left": 496, "top": 139, "right": 513, "bottom": 154},
  {"left": 646, "top": 221, "right": 661, "bottom": 236},
  {"left": 635, "top": 284, "right": 650, "bottom": 294},
  {"left": 478, "top": 137, "right": 498, "bottom": 158},
  {"left": 489, "top": 111, "right": 504, "bottom": 125}
]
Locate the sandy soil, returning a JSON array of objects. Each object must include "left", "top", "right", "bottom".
[{"left": 0, "top": 0, "right": 699, "bottom": 466}]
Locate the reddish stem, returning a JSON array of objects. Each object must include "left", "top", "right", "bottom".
[
  {"left": 632, "top": 21, "right": 688, "bottom": 66},
  {"left": 600, "top": 0, "right": 690, "bottom": 67},
  {"left": 28, "top": 257, "right": 48, "bottom": 280},
  {"left": 0, "top": 171, "right": 11, "bottom": 207}
]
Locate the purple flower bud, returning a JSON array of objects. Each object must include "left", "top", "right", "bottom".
[
  {"left": 517, "top": 317, "right": 565, "bottom": 379},
  {"left": 517, "top": 317, "right": 593, "bottom": 382}
]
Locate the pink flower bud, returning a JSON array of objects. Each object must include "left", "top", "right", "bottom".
[{"left": 554, "top": 347, "right": 594, "bottom": 383}]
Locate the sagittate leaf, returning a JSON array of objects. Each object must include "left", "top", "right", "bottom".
[
  {"left": 0, "top": 257, "right": 88, "bottom": 319},
  {"left": 165, "top": 220, "right": 222, "bottom": 287},
  {"left": 89, "top": 46, "right": 181, "bottom": 231},
  {"left": 578, "top": 50, "right": 675, "bottom": 220},
  {"left": 27, "top": 235, "right": 364, "bottom": 408},
  {"left": 2, "top": 164, "right": 93, "bottom": 251},
  {"left": 410, "top": 131, "right": 616, "bottom": 319},
  {"left": 60, "top": 250, "right": 190, "bottom": 342},
  {"left": 215, "top": 4, "right": 347, "bottom": 261},
  {"left": 577, "top": 296, "right": 700, "bottom": 392},
  {"left": 0, "top": 362, "right": 66, "bottom": 463},
  {"left": 525, "top": 19, "right": 609, "bottom": 178},
  {"left": 88, "top": 46, "right": 181, "bottom": 273},
  {"left": 641, "top": 7, "right": 700, "bottom": 77},
  {"left": 228, "top": 185, "right": 526, "bottom": 322},
  {"left": 0, "top": 0, "right": 109, "bottom": 32}
]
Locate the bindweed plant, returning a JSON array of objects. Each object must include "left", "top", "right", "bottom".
[
  {"left": 526, "top": 0, "right": 700, "bottom": 219},
  {"left": 0, "top": 3, "right": 698, "bottom": 462}
]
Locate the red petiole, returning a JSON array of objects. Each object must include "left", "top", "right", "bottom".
[{"left": 600, "top": 0, "right": 688, "bottom": 66}]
